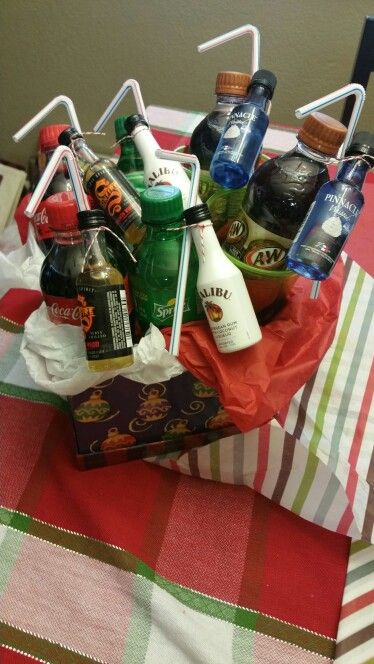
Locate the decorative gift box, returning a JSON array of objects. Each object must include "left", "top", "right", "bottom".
[{"left": 69, "top": 372, "right": 239, "bottom": 468}]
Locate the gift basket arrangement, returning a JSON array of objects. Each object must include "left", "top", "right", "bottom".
[{"left": 6, "top": 24, "right": 374, "bottom": 468}]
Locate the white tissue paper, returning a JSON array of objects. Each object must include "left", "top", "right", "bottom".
[
  {"left": 21, "top": 303, "right": 185, "bottom": 396},
  {"left": 0, "top": 224, "right": 44, "bottom": 297}
]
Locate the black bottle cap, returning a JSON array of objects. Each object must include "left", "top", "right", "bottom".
[
  {"left": 184, "top": 203, "right": 211, "bottom": 225},
  {"left": 77, "top": 209, "right": 106, "bottom": 230},
  {"left": 345, "top": 131, "right": 374, "bottom": 163},
  {"left": 58, "top": 126, "right": 83, "bottom": 146},
  {"left": 250, "top": 69, "right": 277, "bottom": 99},
  {"left": 124, "top": 114, "right": 149, "bottom": 135}
]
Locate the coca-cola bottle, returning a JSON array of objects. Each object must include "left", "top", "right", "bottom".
[
  {"left": 15, "top": 124, "right": 72, "bottom": 254},
  {"left": 40, "top": 191, "right": 84, "bottom": 326}
]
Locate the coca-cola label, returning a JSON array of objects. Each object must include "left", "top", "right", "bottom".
[
  {"left": 33, "top": 206, "right": 53, "bottom": 241},
  {"left": 43, "top": 294, "right": 81, "bottom": 326}
]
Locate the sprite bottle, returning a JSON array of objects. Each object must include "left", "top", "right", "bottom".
[{"left": 129, "top": 185, "right": 203, "bottom": 331}]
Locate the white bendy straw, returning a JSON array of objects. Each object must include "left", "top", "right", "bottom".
[
  {"left": 25, "top": 145, "right": 89, "bottom": 217},
  {"left": 155, "top": 149, "right": 200, "bottom": 356},
  {"left": 198, "top": 24, "right": 260, "bottom": 75},
  {"left": 94, "top": 79, "right": 147, "bottom": 132},
  {"left": 295, "top": 83, "right": 366, "bottom": 158},
  {"left": 13, "top": 95, "right": 82, "bottom": 142}
]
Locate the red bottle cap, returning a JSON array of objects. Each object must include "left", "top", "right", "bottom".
[
  {"left": 38, "top": 124, "right": 70, "bottom": 152},
  {"left": 43, "top": 191, "right": 78, "bottom": 231}
]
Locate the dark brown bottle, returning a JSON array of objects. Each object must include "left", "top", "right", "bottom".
[
  {"left": 40, "top": 192, "right": 84, "bottom": 326},
  {"left": 58, "top": 127, "right": 145, "bottom": 253},
  {"left": 32, "top": 124, "right": 72, "bottom": 254},
  {"left": 223, "top": 112, "right": 347, "bottom": 270}
]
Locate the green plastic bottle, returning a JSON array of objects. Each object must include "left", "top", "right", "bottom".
[
  {"left": 129, "top": 186, "right": 203, "bottom": 331},
  {"left": 114, "top": 115, "right": 144, "bottom": 176}
]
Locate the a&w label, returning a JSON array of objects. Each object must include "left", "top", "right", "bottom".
[
  {"left": 223, "top": 208, "right": 290, "bottom": 270},
  {"left": 43, "top": 294, "right": 81, "bottom": 326}
]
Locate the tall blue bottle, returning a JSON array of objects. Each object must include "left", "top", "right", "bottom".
[
  {"left": 286, "top": 132, "right": 374, "bottom": 280},
  {"left": 210, "top": 70, "right": 277, "bottom": 190}
]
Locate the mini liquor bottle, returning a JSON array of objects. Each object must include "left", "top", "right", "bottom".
[
  {"left": 286, "top": 132, "right": 374, "bottom": 279},
  {"left": 124, "top": 115, "right": 201, "bottom": 208},
  {"left": 129, "top": 185, "right": 203, "bottom": 331},
  {"left": 58, "top": 127, "right": 145, "bottom": 251},
  {"left": 223, "top": 112, "right": 347, "bottom": 269},
  {"left": 77, "top": 209, "right": 134, "bottom": 372},
  {"left": 210, "top": 70, "right": 277, "bottom": 189},
  {"left": 184, "top": 204, "right": 262, "bottom": 353}
]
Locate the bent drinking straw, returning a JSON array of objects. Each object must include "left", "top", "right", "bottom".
[
  {"left": 295, "top": 83, "right": 366, "bottom": 158},
  {"left": 94, "top": 79, "right": 147, "bottom": 132},
  {"left": 13, "top": 95, "right": 82, "bottom": 142},
  {"left": 198, "top": 24, "right": 260, "bottom": 76},
  {"left": 155, "top": 149, "right": 200, "bottom": 356},
  {"left": 25, "top": 145, "right": 89, "bottom": 217}
]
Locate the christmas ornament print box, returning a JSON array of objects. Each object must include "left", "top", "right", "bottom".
[{"left": 69, "top": 371, "right": 239, "bottom": 468}]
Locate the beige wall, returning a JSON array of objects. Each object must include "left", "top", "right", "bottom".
[{"left": 1, "top": 0, "right": 373, "bottom": 167}]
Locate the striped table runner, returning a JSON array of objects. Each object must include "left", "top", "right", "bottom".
[
  {"left": 150, "top": 256, "right": 373, "bottom": 542},
  {"left": 335, "top": 540, "right": 374, "bottom": 663}
]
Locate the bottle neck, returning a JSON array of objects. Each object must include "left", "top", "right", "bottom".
[
  {"left": 81, "top": 228, "right": 112, "bottom": 267},
  {"left": 131, "top": 125, "right": 159, "bottom": 158},
  {"left": 215, "top": 92, "right": 248, "bottom": 106},
  {"left": 145, "top": 219, "right": 183, "bottom": 240},
  {"left": 69, "top": 137, "right": 98, "bottom": 172},
  {"left": 246, "top": 83, "right": 271, "bottom": 111},
  {"left": 53, "top": 228, "right": 81, "bottom": 245},
  {"left": 337, "top": 157, "right": 371, "bottom": 190},
  {"left": 293, "top": 140, "right": 333, "bottom": 165},
  {"left": 190, "top": 218, "right": 221, "bottom": 262}
]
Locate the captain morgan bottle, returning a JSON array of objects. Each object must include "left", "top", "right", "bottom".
[{"left": 77, "top": 209, "right": 134, "bottom": 372}]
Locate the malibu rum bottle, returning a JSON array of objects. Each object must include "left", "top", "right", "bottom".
[
  {"left": 77, "top": 209, "right": 134, "bottom": 372},
  {"left": 184, "top": 204, "right": 262, "bottom": 353}
]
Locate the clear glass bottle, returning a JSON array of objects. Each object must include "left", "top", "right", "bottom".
[
  {"left": 223, "top": 112, "right": 347, "bottom": 269},
  {"left": 210, "top": 70, "right": 277, "bottom": 189},
  {"left": 58, "top": 127, "right": 145, "bottom": 252},
  {"left": 184, "top": 204, "right": 262, "bottom": 353},
  {"left": 129, "top": 186, "right": 203, "bottom": 332},
  {"left": 189, "top": 71, "right": 251, "bottom": 171},
  {"left": 77, "top": 209, "right": 134, "bottom": 372},
  {"left": 286, "top": 131, "right": 374, "bottom": 279}
]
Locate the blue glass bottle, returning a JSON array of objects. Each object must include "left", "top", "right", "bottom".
[
  {"left": 210, "top": 70, "right": 277, "bottom": 190},
  {"left": 286, "top": 132, "right": 374, "bottom": 280}
]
